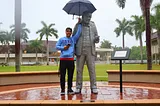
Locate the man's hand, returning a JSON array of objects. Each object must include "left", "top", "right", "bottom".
[
  {"left": 64, "top": 45, "right": 70, "bottom": 50},
  {"left": 77, "top": 18, "right": 82, "bottom": 24}
]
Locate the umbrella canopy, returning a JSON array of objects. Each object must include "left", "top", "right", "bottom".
[{"left": 63, "top": 0, "right": 96, "bottom": 16}]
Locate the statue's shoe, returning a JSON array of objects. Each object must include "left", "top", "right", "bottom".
[
  {"left": 91, "top": 89, "right": 98, "bottom": 94},
  {"left": 75, "top": 88, "right": 81, "bottom": 94}
]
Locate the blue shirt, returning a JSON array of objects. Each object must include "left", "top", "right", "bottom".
[{"left": 56, "top": 24, "right": 82, "bottom": 58}]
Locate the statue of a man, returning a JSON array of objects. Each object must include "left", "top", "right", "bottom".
[{"left": 73, "top": 11, "right": 99, "bottom": 94}]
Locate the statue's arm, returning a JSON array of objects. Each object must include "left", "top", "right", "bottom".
[{"left": 92, "top": 22, "right": 99, "bottom": 43}]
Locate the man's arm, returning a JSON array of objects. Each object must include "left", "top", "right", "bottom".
[
  {"left": 56, "top": 39, "right": 64, "bottom": 50},
  {"left": 72, "top": 24, "right": 82, "bottom": 42},
  {"left": 72, "top": 23, "right": 79, "bottom": 36},
  {"left": 56, "top": 38, "right": 70, "bottom": 50}
]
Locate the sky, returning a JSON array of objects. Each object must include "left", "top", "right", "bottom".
[{"left": 0, "top": 0, "right": 159, "bottom": 48}]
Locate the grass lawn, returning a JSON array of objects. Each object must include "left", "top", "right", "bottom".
[{"left": 0, "top": 64, "right": 159, "bottom": 81}]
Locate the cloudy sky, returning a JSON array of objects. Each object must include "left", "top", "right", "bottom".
[{"left": 0, "top": 0, "right": 159, "bottom": 48}]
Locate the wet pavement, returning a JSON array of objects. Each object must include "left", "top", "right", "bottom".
[{"left": 0, "top": 82, "right": 160, "bottom": 100}]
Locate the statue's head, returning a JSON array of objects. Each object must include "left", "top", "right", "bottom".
[{"left": 82, "top": 11, "right": 92, "bottom": 24}]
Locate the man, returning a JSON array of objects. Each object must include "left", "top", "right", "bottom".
[
  {"left": 73, "top": 11, "right": 100, "bottom": 94},
  {"left": 56, "top": 24, "right": 81, "bottom": 95}
]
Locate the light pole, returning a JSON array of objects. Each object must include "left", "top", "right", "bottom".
[{"left": 15, "top": 0, "right": 21, "bottom": 72}]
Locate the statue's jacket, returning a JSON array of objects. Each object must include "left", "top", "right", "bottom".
[{"left": 73, "top": 21, "right": 99, "bottom": 56}]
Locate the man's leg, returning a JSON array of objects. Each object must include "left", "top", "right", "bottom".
[
  {"left": 75, "top": 55, "right": 85, "bottom": 93},
  {"left": 67, "top": 60, "right": 74, "bottom": 90},
  {"left": 59, "top": 60, "right": 67, "bottom": 92}
]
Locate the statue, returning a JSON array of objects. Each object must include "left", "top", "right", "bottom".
[{"left": 73, "top": 11, "right": 100, "bottom": 94}]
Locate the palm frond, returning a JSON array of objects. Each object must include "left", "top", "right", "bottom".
[
  {"left": 39, "top": 33, "right": 44, "bottom": 40},
  {"left": 115, "top": 19, "right": 122, "bottom": 25},
  {"left": 116, "top": 0, "right": 126, "bottom": 9},
  {"left": 48, "top": 23, "right": 55, "bottom": 29},
  {"left": 41, "top": 21, "right": 48, "bottom": 28},
  {"left": 36, "top": 29, "right": 43, "bottom": 34},
  {"left": 23, "top": 28, "right": 30, "bottom": 33},
  {"left": 114, "top": 27, "right": 121, "bottom": 37}
]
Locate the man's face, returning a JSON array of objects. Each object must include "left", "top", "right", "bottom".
[
  {"left": 66, "top": 29, "right": 72, "bottom": 38},
  {"left": 82, "top": 13, "right": 92, "bottom": 24}
]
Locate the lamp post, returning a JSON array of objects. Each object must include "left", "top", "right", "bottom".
[{"left": 15, "top": 0, "right": 21, "bottom": 72}]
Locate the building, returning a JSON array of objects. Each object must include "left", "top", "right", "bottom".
[
  {"left": 96, "top": 48, "right": 114, "bottom": 64},
  {"left": 0, "top": 40, "right": 114, "bottom": 65},
  {"left": 0, "top": 40, "right": 59, "bottom": 65},
  {"left": 151, "top": 32, "right": 160, "bottom": 64}
]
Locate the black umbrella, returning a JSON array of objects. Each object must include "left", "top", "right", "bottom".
[{"left": 63, "top": 0, "right": 96, "bottom": 16}]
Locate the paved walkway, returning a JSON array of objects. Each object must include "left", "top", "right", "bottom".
[{"left": 0, "top": 82, "right": 160, "bottom": 100}]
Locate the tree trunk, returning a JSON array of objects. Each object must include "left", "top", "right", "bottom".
[
  {"left": 36, "top": 50, "right": 38, "bottom": 64},
  {"left": 20, "top": 47, "right": 22, "bottom": 65},
  {"left": 139, "top": 36, "right": 143, "bottom": 64},
  {"left": 122, "top": 34, "right": 125, "bottom": 64},
  {"left": 15, "top": 0, "right": 21, "bottom": 72},
  {"left": 145, "top": 0, "right": 152, "bottom": 70},
  {"left": 46, "top": 39, "right": 49, "bottom": 65},
  {"left": 7, "top": 43, "right": 10, "bottom": 64},
  {"left": 122, "top": 34, "right": 125, "bottom": 48},
  {"left": 158, "top": 32, "right": 160, "bottom": 65},
  {"left": 4, "top": 52, "right": 7, "bottom": 63}
]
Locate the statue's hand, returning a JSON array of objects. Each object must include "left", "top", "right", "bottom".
[{"left": 94, "top": 36, "right": 100, "bottom": 43}]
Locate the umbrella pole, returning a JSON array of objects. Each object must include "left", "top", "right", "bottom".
[
  {"left": 79, "top": 1, "right": 80, "bottom": 16},
  {"left": 72, "top": 14, "right": 74, "bottom": 20}
]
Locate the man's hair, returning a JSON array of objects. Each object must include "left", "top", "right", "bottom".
[{"left": 66, "top": 27, "right": 72, "bottom": 32}]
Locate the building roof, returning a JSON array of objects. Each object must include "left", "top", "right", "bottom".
[{"left": 96, "top": 48, "right": 114, "bottom": 52}]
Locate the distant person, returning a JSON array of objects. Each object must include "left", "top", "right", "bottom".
[{"left": 56, "top": 24, "right": 82, "bottom": 95}]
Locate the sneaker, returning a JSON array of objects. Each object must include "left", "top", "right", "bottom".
[
  {"left": 68, "top": 89, "right": 75, "bottom": 95},
  {"left": 61, "top": 90, "right": 65, "bottom": 95},
  {"left": 75, "top": 88, "right": 81, "bottom": 94},
  {"left": 91, "top": 89, "right": 98, "bottom": 94}
]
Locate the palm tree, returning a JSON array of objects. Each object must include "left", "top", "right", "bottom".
[
  {"left": 0, "top": 31, "right": 6, "bottom": 45},
  {"left": 0, "top": 31, "right": 7, "bottom": 63},
  {"left": 1, "top": 31, "right": 15, "bottom": 63},
  {"left": 130, "top": 15, "right": 145, "bottom": 64},
  {"left": 10, "top": 23, "right": 30, "bottom": 42},
  {"left": 115, "top": 0, "right": 153, "bottom": 70},
  {"left": 115, "top": 0, "right": 153, "bottom": 10},
  {"left": 100, "top": 39, "right": 112, "bottom": 48},
  {"left": 36, "top": 21, "right": 58, "bottom": 65},
  {"left": 10, "top": 23, "right": 30, "bottom": 65},
  {"left": 29, "top": 39, "right": 43, "bottom": 64},
  {"left": 114, "top": 18, "right": 133, "bottom": 48},
  {"left": 140, "top": 0, "right": 153, "bottom": 15}
]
